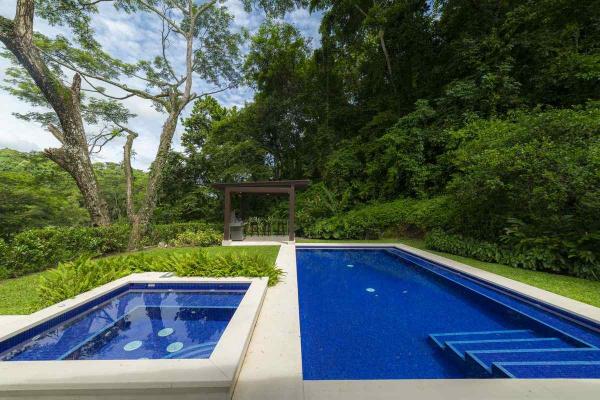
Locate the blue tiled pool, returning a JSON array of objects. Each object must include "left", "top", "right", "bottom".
[
  {"left": 0, "top": 283, "right": 249, "bottom": 361},
  {"left": 296, "top": 248, "right": 600, "bottom": 379}
]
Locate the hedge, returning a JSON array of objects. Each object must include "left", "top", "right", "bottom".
[
  {"left": 0, "top": 222, "right": 221, "bottom": 279},
  {"left": 303, "top": 196, "right": 451, "bottom": 240},
  {"left": 425, "top": 229, "right": 600, "bottom": 280}
]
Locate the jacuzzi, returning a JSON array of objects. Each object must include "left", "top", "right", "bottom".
[{"left": 0, "top": 272, "right": 267, "bottom": 399}]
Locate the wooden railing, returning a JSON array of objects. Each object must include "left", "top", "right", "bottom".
[{"left": 244, "top": 217, "right": 288, "bottom": 236}]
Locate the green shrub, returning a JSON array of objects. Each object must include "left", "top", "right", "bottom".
[
  {"left": 37, "top": 250, "right": 281, "bottom": 307},
  {"left": 2, "top": 222, "right": 220, "bottom": 279},
  {"left": 304, "top": 196, "right": 451, "bottom": 240},
  {"left": 167, "top": 229, "right": 222, "bottom": 247},
  {"left": 37, "top": 256, "right": 133, "bottom": 305},
  {"left": 446, "top": 104, "right": 600, "bottom": 244},
  {"left": 142, "top": 222, "right": 221, "bottom": 246},
  {"left": 8, "top": 225, "right": 130, "bottom": 277},
  {"left": 0, "top": 238, "right": 10, "bottom": 280},
  {"left": 425, "top": 229, "right": 600, "bottom": 280}
]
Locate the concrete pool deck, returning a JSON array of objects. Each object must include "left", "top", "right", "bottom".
[{"left": 232, "top": 242, "right": 600, "bottom": 400}]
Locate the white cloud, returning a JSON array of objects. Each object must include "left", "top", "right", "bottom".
[{"left": 0, "top": 0, "right": 322, "bottom": 170}]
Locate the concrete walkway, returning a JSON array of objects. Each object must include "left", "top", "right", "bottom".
[{"left": 232, "top": 244, "right": 303, "bottom": 400}]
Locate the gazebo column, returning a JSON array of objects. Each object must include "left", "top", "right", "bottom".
[
  {"left": 223, "top": 187, "right": 231, "bottom": 241},
  {"left": 288, "top": 184, "right": 295, "bottom": 242}
]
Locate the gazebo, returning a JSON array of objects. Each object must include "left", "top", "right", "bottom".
[{"left": 211, "top": 180, "right": 310, "bottom": 242}]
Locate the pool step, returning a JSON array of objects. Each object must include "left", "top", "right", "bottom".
[
  {"left": 162, "top": 341, "right": 218, "bottom": 359},
  {"left": 446, "top": 338, "right": 573, "bottom": 362},
  {"left": 429, "top": 330, "right": 535, "bottom": 350},
  {"left": 465, "top": 348, "right": 600, "bottom": 377},
  {"left": 492, "top": 361, "right": 600, "bottom": 378}
]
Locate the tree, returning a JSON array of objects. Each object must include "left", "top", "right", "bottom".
[
  {"left": 1, "top": 0, "right": 306, "bottom": 248},
  {"left": 244, "top": 21, "right": 312, "bottom": 178},
  {"left": 0, "top": 0, "right": 121, "bottom": 226}
]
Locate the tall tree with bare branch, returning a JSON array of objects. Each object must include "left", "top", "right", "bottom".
[{"left": 1, "top": 0, "right": 306, "bottom": 247}]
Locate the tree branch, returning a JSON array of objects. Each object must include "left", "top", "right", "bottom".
[
  {"left": 353, "top": 3, "right": 369, "bottom": 18},
  {"left": 48, "top": 123, "right": 65, "bottom": 144},
  {"left": 137, "top": 0, "right": 185, "bottom": 35},
  {"left": 194, "top": 0, "right": 218, "bottom": 21},
  {"left": 378, "top": 29, "right": 393, "bottom": 80},
  {"left": 43, "top": 51, "right": 170, "bottom": 106},
  {"left": 190, "top": 82, "right": 239, "bottom": 102},
  {"left": 160, "top": 15, "right": 178, "bottom": 82},
  {"left": 14, "top": 0, "right": 34, "bottom": 44}
]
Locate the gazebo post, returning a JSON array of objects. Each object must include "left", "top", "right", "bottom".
[
  {"left": 223, "top": 187, "right": 231, "bottom": 241},
  {"left": 288, "top": 184, "right": 295, "bottom": 242}
]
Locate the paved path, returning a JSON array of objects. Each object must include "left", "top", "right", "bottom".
[{"left": 232, "top": 243, "right": 304, "bottom": 400}]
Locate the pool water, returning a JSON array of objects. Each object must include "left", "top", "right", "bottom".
[
  {"left": 1, "top": 284, "right": 247, "bottom": 361},
  {"left": 296, "top": 248, "right": 600, "bottom": 380}
]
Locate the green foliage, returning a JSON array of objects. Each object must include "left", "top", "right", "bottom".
[
  {"left": 167, "top": 229, "right": 222, "bottom": 247},
  {"left": 1, "top": 222, "right": 220, "bottom": 279},
  {"left": 37, "top": 249, "right": 282, "bottom": 307},
  {"left": 141, "top": 222, "right": 221, "bottom": 246},
  {"left": 0, "top": 239, "right": 9, "bottom": 280},
  {"left": 446, "top": 104, "right": 600, "bottom": 267},
  {"left": 294, "top": 182, "right": 343, "bottom": 232},
  {"left": 425, "top": 229, "right": 600, "bottom": 280},
  {"left": 37, "top": 256, "right": 133, "bottom": 306},
  {"left": 4, "top": 225, "right": 130, "bottom": 277},
  {"left": 304, "top": 196, "right": 451, "bottom": 240},
  {"left": 0, "top": 149, "right": 89, "bottom": 238},
  {"left": 0, "top": 149, "right": 149, "bottom": 236}
]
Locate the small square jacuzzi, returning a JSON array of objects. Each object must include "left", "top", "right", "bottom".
[{"left": 0, "top": 273, "right": 267, "bottom": 399}]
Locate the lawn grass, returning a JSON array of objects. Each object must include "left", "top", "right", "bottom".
[
  {"left": 297, "top": 238, "right": 600, "bottom": 308},
  {"left": 0, "top": 245, "right": 280, "bottom": 315},
  {"left": 0, "top": 272, "right": 44, "bottom": 315}
]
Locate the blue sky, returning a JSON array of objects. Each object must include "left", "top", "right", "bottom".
[{"left": 0, "top": 1, "right": 322, "bottom": 169}]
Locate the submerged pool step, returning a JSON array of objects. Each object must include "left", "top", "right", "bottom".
[
  {"left": 445, "top": 338, "right": 573, "bottom": 362},
  {"left": 162, "top": 341, "right": 218, "bottom": 359},
  {"left": 465, "top": 348, "right": 600, "bottom": 377},
  {"left": 492, "top": 361, "right": 600, "bottom": 378},
  {"left": 429, "top": 330, "right": 536, "bottom": 350}
]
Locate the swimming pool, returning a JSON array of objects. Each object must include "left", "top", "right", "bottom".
[
  {"left": 0, "top": 274, "right": 267, "bottom": 399},
  {"left": 0, "top": 283, "right": 248, "bottom": 361},
  {"left": 296, "top": 247, "right": 600, "bottom": 380}
]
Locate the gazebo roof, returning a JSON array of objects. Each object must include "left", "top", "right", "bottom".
[{"left": 211, "top": 180, "right": 310, "bottom": 191}]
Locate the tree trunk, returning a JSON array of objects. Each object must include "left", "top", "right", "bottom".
[
  {"left": 0, "top": 1, "right": 111, "bottom": 226},
  {"left": 378, "top": 29, "right": 396, "bottom": 94},
  {"left": 126, "top": 112, "right": 179, "bottom": 249}
]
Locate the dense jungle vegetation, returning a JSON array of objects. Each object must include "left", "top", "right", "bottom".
[{"left": 1, "top": 0, "right": 599, "bottom": 279}]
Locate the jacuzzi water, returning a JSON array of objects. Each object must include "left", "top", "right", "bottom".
[
  {"left": 0, "top": 283, "right": 248, "bottom": 361},
  {"left": 296, "top": 248, "right": 600, "bottom": 380}
]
